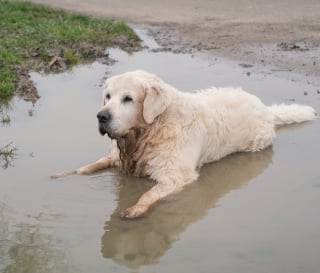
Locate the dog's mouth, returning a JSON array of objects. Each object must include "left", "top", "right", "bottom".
[
  {"left": 99, "top": 123, "right": 116, "bottom": 138},
  {"left": 98, "top": 123, "right": 127, "bottom": 139},
  {"left": 99, "top": 124, "right": 107, "bottom": 136}
]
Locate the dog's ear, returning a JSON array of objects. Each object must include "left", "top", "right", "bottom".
[{"left": 143, "top": 78, "right": 169, "bottom": 124}]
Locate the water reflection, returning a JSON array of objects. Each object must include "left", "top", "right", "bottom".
[
  {"left": 0, "top": 142, "right": 17, "bottom": 169},
  {"left": 0, "top": 202, "right": 71, "bottom": 273},
  {"left": 0, "top": 100, "right": 12, "bottom": 126},
  {"left": 1, "top": 100, "right": 16, "bottom": 169},
  {"left": 101, "top": 147, "right": 273, "bottom": 269}
]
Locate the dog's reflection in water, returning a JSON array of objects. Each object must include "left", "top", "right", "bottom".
[{"left": 101, "top": 147, "right": 273, "bottom": 269}]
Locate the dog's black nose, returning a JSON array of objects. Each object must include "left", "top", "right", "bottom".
[{"left": 97, "top": 111, "right": 112, "bottom": 123}]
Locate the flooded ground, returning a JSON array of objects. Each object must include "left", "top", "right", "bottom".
[{"left": 1, "top": 29, "right": 320, "bottom": 273}]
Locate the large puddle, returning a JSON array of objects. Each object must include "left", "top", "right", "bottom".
[{"left": 1, "top": 28, "right": 320, "bottom": 273}]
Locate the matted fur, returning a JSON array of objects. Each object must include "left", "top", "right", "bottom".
[{"left": 52, "top": 70, "right": 317, "bottom": 218}]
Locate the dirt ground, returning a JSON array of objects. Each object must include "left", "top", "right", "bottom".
[{"left": 30, "top": 0, "right": 320, "bottom": 84}]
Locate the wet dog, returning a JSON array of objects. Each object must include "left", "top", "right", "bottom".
[{"left": 52, "top": 70, "right": 316, "bottom": 218}]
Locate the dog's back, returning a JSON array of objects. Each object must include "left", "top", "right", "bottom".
[{"left": 185, "top": 87, "right": 316, "bottom": 166}]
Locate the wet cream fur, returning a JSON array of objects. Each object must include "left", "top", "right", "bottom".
[{"left": 52, "top": 70, "right": 316, "bottom": 219}]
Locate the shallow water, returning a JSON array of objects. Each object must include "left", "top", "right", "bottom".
[{"left": 1, "top": 29, "right": 320, "bottom": 273}]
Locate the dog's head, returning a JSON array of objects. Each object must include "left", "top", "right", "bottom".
[{"left": 97, "top": 70, "right": 170, "bottom": 138}]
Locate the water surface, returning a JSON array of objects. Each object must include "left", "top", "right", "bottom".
[{"left": 1, "top": 29, "right": 320, "bottom": 273}]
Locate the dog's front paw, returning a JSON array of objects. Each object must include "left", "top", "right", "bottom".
[{"left": 120, "top": 204, "right": 148, "bottom": 219}]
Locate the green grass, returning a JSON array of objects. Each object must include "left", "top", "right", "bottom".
[{"left": 0, "top": 0, "right": 140, "bottom": 100}]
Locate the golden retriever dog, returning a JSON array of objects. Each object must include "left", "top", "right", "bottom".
[{"left": 52, "top": 70, "right": 316, "bottom": 219}]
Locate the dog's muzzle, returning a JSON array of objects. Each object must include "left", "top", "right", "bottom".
[{"left": 97, "top": 110, "right": 112, "bottom": 136}]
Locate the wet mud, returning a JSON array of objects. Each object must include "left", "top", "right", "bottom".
[
  {"left": 13, "top": 42, "right": 131, "bottom": 104},
  {"left": 1, "top": 29, "right": 320, "bottom": 273}
]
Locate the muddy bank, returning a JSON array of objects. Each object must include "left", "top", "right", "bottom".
[
  {"left": 30, "top": 0, "right": 320, "bottom": 85},
  {"left": 15, "top": 44, "right": 114, "bottom": 103},
  {"left": 148, "top": 23, "right": 320, "bottom": 85},
  {"left": 14, "top": 39, "right": 141, "bottom": 103}
]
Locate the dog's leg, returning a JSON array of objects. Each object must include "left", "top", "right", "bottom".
[
  {"left": 120, "top": 180, "right": 178, "bottom": 219},
  {"left": 51, "top": 156, "right": 120, "bottom": 179},
  {"left": 119, "top": 166, "right": 199, "bottom": 219},
  {"left": 76, "top": 156, "right": 120, "bottom": 174},
  {"left": 51, "top": 140, "right": 120, "bottom": 179}
]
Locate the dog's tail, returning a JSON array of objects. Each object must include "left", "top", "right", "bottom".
[{"left": 269, "top": 104, "right": 317, "bottom": 126}]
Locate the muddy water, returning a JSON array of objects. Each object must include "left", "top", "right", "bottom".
[{"left": 1, "top": 29, "right": 320, "bottom": 273}]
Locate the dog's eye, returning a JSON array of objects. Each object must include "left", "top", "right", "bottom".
[
  {"left": 122, "top": 95, "right": 133, "bottom": 103},
  {"left": 106, "top": 93, "right": 111, "bottom": 100}
]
